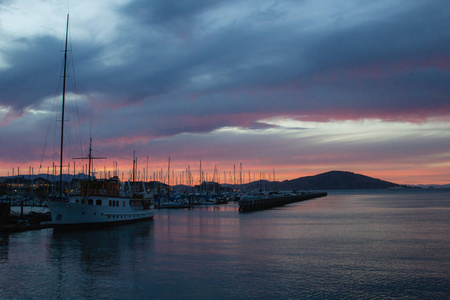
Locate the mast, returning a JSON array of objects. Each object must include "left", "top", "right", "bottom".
[
  {"left": 240, "top": 162, "right": 242, "bottom": 188},
  {"left": 199, "top": 160, "right": 202, "bottom": 192},
  {"left": 132, "top": 151, "right": 136, "bottom": 194},
  {"left": 88, "top": 137, "right": 92, "bottom": 181},
  {"left": 59, "top": 14, "right": 69, "bottom": 201},
  {"left": 73, "top": 137, "right": 106, "bottom": 187},
  {"left": 167, "top": 156, "right": 170, "bottom": 190},
  {"left": 273, "top": 168, "right": 278, "bottom": 192}
]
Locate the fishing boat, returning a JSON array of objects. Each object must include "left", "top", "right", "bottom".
[{"left": 47, "top": 14, "right": 154, "bottom": 229}]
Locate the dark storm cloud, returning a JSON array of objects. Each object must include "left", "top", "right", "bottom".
[
  {"left": 123, "top": 0, "right": 226, "bottom": 25},
  {"left": 104, "top": 0, "right": 449, "bottom": 128},
  {"left": 0, "top": 36, "right": 62, "bottom": 110},
  {"left": 294, "top": 1, "right": 450, "bottom": 116},
  {"left": 307, "top": 4, "right": 450, "bottom": 69},
  {"left": 1, "top": 0, "right": 449, "bottom": 184},
  {"left": 2, "top": 1, "right": 449, "bottom": 119}
]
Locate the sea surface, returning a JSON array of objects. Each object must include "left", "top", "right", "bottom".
[{"left": 1, "top": 189, "right": 449, "bottom": 299}]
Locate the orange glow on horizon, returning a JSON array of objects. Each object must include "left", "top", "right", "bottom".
[{"left": 1, "top": 159, "right": 449, "bottom": 186}]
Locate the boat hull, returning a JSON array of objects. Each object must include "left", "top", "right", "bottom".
[{"left": 48, "top": 197, "right": 154, "bottom": 230}]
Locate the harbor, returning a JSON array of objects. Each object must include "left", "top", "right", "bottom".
[
  {"left": 1, "top": 189, "right": 449, "bottom": 299},
  {"left": 0, "top": 190, "right": 328, "bottom": 232}
]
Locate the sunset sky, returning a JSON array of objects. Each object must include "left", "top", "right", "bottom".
[{"left": 1, "top": 0, "right": 449, "bottom": 185}]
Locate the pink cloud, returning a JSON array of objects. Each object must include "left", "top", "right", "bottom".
[{"left": 0, "top": 107, "right": 24, "bottom": 126}]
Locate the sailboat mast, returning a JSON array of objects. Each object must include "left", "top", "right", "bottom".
[
  {"left": 132, "top": 151, "right": 136, "bottom": 193},
  {"left": 59, "top": 13, "right": 69, "bottom": 201},
  {"left": 88, "top": 137, "right": 92, "bottom": 181},
  {"left": 168, "top": 156, "right": 170, "bottom": 189}
]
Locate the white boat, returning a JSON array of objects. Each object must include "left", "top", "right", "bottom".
[
  {"left": 48, "top": 176, "right": 154, "bottom": 229},
  {"left": 47, "top": 14, "right": 154, "bottom": 229}
]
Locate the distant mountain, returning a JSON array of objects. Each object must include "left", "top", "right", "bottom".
[
  {"left": 220, "top": 170, "right": 403, "bottom": 191},
  {"left": 0, "top": 173, "right": 89, "bottom": 182},
  {"left": 277, "top": 171, "right": 401, "bottom": 190},
  {"left": 1, "top": 170, "right": 427, "bottom": 191}
]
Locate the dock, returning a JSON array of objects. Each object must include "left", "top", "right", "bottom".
[
  {"left": 238, "top": 192, "right": 327, "bottom": 212},
  {"left": 0, "top": 202, "right": 52, "bottom": 233}
]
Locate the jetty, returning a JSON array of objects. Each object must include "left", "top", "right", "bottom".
[
  {"left": 238, "top": 192, "right": 327, "bottom": 212},
  {"left": 0, "top": 202, "right": 52, "bottom": 233}
]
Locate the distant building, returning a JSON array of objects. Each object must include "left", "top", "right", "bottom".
[{"left": 0, "top": 176, "right": 53, "bottom": 198}]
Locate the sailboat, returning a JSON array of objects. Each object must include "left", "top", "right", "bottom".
[{"left": 47, "top": 14, "right": 154, "bottom": 229}]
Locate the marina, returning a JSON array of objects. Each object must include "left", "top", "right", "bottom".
[
  {"left": 0, "top": 3, "right": 449, "bottom": 298},
  {"left": 1, "top": 190, "right": 326, "bottom": 231},
  {"left": 0, "top": 189, "right": 449, "bottom": 299}
]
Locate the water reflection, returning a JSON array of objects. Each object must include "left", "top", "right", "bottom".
[
  {"left": 0, "top": 234, "right": 9, "bottom": 263},
  {"left": 49, "top": 221, "right": 154, "bottom": 299},
  {"left": 0, "top": 191, "right": 449, "bottom": 299}
]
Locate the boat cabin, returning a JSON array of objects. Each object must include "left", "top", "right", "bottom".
[{"left": 79, "top": 176, "right": 121, "bottom": 197}]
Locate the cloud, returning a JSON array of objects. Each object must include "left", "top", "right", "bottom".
[{"left": 0, "top": 0, "right": 449, "bottom": 183}]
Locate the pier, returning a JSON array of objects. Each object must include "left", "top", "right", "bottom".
[
  {"left": 238, "top": 192, "right": 327, "bottom": 212},
  {"left": 0, "top": 202, "right": 52, "bottom": 233}
]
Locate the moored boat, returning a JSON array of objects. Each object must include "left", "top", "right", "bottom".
[
  {"left": 48, "top": 176, "right": 154, "bottom": 229},
  {"left": 47, "top": 14, "right": 154, "bottom": 229}
]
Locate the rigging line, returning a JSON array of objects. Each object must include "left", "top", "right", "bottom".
[
  {"left": 53, "top": 23, "right": 70, "bottom": 173},
  {"left": 92, "top": 149, "right": 132, "bottom": 161},
  {"left": 89, "top": 105, "right": 93, "bottom": 140},
  {"left": 72, "top": 85, "right": 85, "bottom": 156},
  {"left": 68, "top": 29, "right": 77, "bottom": 95},
  {"left": 67, "top": 27, "right": 84, "bottom": 154},
  {"left": 65, "top": 65, "right": 79, "bottom": 164},
  {"left": 75, "top": 101, "right": 84, "bottom": 156},
  {"left": 39, "top": 93, "right": 59, "bottom": 171},
  {"left": 39, "top": 54, "right": 65, "bottom": 172}
]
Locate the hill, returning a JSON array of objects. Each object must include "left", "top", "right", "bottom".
[
  {"left": 277, "top": 170, "right": 400, "bottom": 190},
  {"left": 0, "top": 170, "right": 408, "bottom": 191}
]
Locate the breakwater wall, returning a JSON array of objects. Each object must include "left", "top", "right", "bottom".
[{"left": 238, "top": 192, "right": 327, "bottom": 212}]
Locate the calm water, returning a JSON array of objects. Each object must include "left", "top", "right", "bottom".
[{"left": 1, "top": 190, "right": 449, "bottom": 299}]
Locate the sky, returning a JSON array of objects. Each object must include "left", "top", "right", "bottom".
[{"left": 0, "top": 0, "right": 449, "bottom": 185}]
